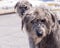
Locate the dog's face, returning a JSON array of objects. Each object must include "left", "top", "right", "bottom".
[
  {"left": 15, "top": 1, "right": 32, "bottom": 17},
  {"left": 22, "top": 7, "right": 58, "bottom": 45}
]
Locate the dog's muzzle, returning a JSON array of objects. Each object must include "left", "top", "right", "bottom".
[
  {"left": 32, "top": 22, "right": 43, "bottom": 37},
  {"left": 20, "top": 6, "right": 27, "bottom": 15},
  {"left": 35, "top": 29, "right": 43, "bottom": 37}
]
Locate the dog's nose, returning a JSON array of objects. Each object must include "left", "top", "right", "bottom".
[{"left": 36, "top": 30, "right": 43, "bottom": 37}]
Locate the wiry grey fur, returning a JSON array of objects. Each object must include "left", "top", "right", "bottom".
[{"left": 15, "top": 1, "right": 60, "bottom": 48}]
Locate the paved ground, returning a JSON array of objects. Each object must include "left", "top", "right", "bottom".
[{"left": 0, "top": 13, "right": 30, "bottom": 48}]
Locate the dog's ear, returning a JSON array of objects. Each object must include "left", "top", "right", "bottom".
[
  {"left": 51, "top": 13, "right": 56, "bottom": 23},
  {"left": 15, "top": 1, "right": 32, "bottom": 18},
  {"left": 15, "top": 2, "right": 19, "bottom": 9},
  {"left": 50, "top": 13, "right": 58, "bottom": 33}
]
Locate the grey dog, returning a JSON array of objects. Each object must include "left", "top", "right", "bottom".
[{"left": 15, "top": 1, "right": 60, "bottom": 48}]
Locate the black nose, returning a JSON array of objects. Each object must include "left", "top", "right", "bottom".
[{"left": 36, "top": 30, "right": 43, "bottom": 37}]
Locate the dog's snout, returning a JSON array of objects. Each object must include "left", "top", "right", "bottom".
[
  {"left": 36, "top": 30, "right": 43, "bottom": 37},
  {"left": 20, "top": 6, "right": 27, "bottom": 15}
]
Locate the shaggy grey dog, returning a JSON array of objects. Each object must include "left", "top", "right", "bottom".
[
  {"left": 15, "top": 1, "right": 60, "bottom": 48},
  {"left": 15, "top": 0, "right": 32, "bottom": 17}
]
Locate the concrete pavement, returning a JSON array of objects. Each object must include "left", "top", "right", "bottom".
[{"left": 0, "top": 13, "right": 30, "bottom": 48}]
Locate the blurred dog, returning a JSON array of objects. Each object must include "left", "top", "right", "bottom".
[
  {"left": 15, "top": 1, "right": 60, "bottom": 48},
  {"left": 15, "top": 0, "right": 32, "bottom": 17}
]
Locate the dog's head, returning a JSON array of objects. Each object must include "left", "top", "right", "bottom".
[
  {"left": 15, "top": 0, "right": 32, "bottom": 17},
  {"left": 22, "top": 7, "right": 58, "bottom": 45}
]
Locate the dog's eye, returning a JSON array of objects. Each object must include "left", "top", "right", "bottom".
[
  {"left": 37, "top": 19, "right": 40, "bottom": 22},
  {"left": 41, "top": 19, "right": 46, "bottom": 22},
  {"left": 25, "top": 7, "right": 27, "bottom": 9},
  {"left": 31, "top": 21, "right": 35, "bottom": 24},
  {"left": 19, "top": 6, "right": 21, "bottom": 9},
  {"left": 19, "top": 5, "right": 27, "bottom": 9}
]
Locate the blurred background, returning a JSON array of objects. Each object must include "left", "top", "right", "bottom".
[
  {"left": 0, "top": 0, "right": 60, "bottom": 14},
  {"left": 0, "top": 0, "right": 60, "bottom": 48}
]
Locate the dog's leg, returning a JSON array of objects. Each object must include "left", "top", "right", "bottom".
[
  {"left": 29, "top": 37, "right": 40, "bottom": 48},
  {"left": 29, "top": 37, "right": 36, "bottom": 48}
]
